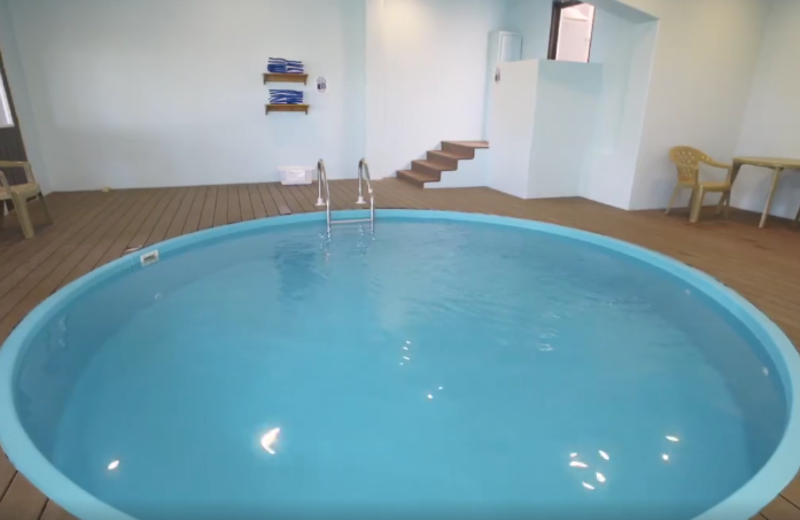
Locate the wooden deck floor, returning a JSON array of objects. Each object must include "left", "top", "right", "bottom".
[{"left": 1, "top": 179, "right": 799, "bottom": 520}]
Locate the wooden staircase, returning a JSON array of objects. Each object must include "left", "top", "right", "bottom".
[{"left": 397, "top": 141, "right": 489, "bottom": 187}]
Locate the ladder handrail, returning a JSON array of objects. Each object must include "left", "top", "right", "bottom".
[
  {"left": 358, "top": 158, "right": 375, "bottom": 229},
  {"left": 317, "top": 159, "right": 332, "bottom": 235}
]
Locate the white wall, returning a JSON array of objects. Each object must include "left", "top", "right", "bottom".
[
  {"left": 3, "top": 0, "right": 781, "bottom": 209},
  {"left": 503, "top": 0, "right": 552, "bottom": 61},
  {"left": 530, "top": 60, "right": 601, "bottom": 198},
  {"left": 489, "top": 61, "right": 539, "bottom": 198},
  {"left": 733, "top": 0, "right": 800, "bottom": 220},
  {"left": 490, "top": 59, "right": 601, "bottom": 200},
  {"left": 0, "top": 0, "right": 51, "bottom": 193},
  {"left": 500, "top": 0, "right": 763, "bottom": 213},
  {"left": 6, "top": 0, "right": 503, "bottom": 188},
  {"left": 365, "top": 0, "right": 389, "bottom": 181},
  {"left": 625, "top": 0, "right": 769, "bottom": 210},
  {"left": 370, "top": 0, "right": 503, "bottom": 178},
  {"left": 4, "top": 0, "right": 366, "bottom": 191},
  {"left": 581, "top": 6, "right": 656, "bottom": 209}
]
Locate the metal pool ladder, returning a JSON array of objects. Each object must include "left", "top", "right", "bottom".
[{"left": 315, "top": 158, "right": 375, "bottom": 236}]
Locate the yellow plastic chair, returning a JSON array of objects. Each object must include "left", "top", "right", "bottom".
[
  {"left": 666, "top": 146, "right": 733, "bottom": 223},
  {"left": 0, "top": 160, "right": 52, "bottom": 239}
]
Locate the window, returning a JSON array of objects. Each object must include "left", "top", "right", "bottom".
[
  {"left": 0, "top": 70, "right": 14, "bottom": 128},
  {"left": 548, "top": 1, "right": 596, "bottom": 63}
]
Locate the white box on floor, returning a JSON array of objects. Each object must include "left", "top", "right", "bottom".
[{"left": 279, "top": 166, "right": 315, "bottom": 185}]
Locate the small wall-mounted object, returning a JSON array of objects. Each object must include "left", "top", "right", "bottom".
[
  {"left": 265, "top": 104, "right": 310, "bottom": 115},
  {"left": 263, "top": 73, "right": 308, "bottom": 85},
  {"left": 317, "top": 76, "right": 328, "bottom": 93}
]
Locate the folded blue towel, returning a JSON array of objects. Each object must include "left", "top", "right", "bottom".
[
  {"left": 268, "top": 57, "right": 304, "bottom": 74},
  {"left": 268, "top": 57, "right": 287, "bottom": 73},
  {"left": 269, "top": 89, "right": 304, "bottom": 105}
]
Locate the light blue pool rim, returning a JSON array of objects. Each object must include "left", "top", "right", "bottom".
[{"left": 0, "top": 209, "right": 798, "bottom": 520}]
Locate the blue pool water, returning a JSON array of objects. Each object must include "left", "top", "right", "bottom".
[{"left": 7, "top": 216, "right": 792, "bottom": 519}]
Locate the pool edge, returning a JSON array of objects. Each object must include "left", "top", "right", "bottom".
[{"left": 0, "top": 209, "right": 797, "bottom": 520}]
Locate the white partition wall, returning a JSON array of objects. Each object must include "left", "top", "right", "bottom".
[
  {"left": 487, "top": 60, "right": 538, "bottom": 198},
  {"left": 483, "top": 31, "right": 522, "bottom": 141},
  {"left": 489, "top": 59, "right": 601, "bottom": 199}
]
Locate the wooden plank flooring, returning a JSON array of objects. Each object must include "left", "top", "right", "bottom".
[{"left": 1, "top": 179, "right": 800, "bottom": 520}]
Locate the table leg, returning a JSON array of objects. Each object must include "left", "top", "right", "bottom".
[
  {"left": 690, "top": 186, "right": 705, "bottom": 223},
  {"left": 730, "top": 161, "right": 743, "bottom": 186},
  {"left": 760, "top": 167, "right": 783, "bottom": 228},
  {"left": 723, "top": 161, "right": 744, "bottom": 218}
]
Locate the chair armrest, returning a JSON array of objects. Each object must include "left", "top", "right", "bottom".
[
  {"left": 0, "top": 170, "right": 10, "bottom": 189},
  {"left": 700, "top": 158, "right": 732, "bottom": 170},
  {"left": 0, "top": 160, "right": 31, "bottom": 168},
  {"left": 0, "top": 161, "right": 35, "bottom": 184}
]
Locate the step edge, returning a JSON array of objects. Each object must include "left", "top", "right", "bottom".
[
  {"left": 428, "top": 150, "right": 471, "bottom": 161},
  {"left": 442, "top": 140, "right": 489, "bottom": 149},
  {"left": 412, "top": 160, "right": 456, "bottom": 172},
  {"left": 397, "top": 170, "right": 439, "bottom": 183}
]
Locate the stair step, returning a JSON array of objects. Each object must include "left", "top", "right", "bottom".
[
  {"left": 427, "top": 150, "right": 470, "bottom": 169},
  {"left": 412, "top": 160, "right": 454, "bottom": 177},
  {"left": 445, "top": 140, "right": 489, "bottom": 148},
  {"left": 441, "top": 140, "right": 489, "bottom": 159},
  {"left": 397, "top": 169, "right": 439, "bottom": 187}
]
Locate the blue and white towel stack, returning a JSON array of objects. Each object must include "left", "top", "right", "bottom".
[
  {"left": 268, "top": 57, "right": 305, "bottom": 74},
  {"left": 286, "top": 60, "right": 304, "bottom": 74},
  {"left": 269, "top": 89, "right": 304, "bottom": 105},
  {"left": 267, "top": 57, "right": 287, "bottom": 73}
]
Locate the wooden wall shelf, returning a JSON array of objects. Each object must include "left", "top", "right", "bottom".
[
  {"left": 263, "top": 73, "right": 308, "bottom": 85},
  {"left": 266, "top": 104, "right": 310, "bottom": 115}
]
